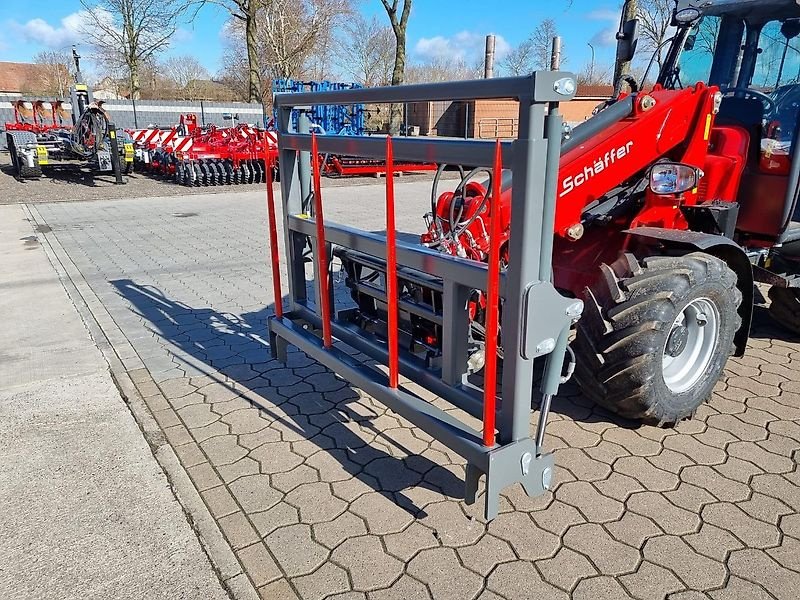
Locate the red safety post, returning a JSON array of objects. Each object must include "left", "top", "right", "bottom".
[
  {"left": 482, "top": 140, "right": 503, "bottom": 446},
  {"left": 264, "top": 148, "right": 283, "bottom": 318},
  {"left": 385, "top": 136, "right": 399, "bottom": 388},
  {"left": 311, "top": 132, "right": 333, "bottom": 348}
]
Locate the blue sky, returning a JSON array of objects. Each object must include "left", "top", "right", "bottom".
[{"left": 0, "top": 1, "right": 621, "bottom": 77}]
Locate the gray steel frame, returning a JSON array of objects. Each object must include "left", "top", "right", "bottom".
[{"left": 268, "top": 73, "right": 582, "bottom": 520}]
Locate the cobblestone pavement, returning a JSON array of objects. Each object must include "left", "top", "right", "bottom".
[{"left": 29, "top": 182, "right": 800, "bottom": 600}]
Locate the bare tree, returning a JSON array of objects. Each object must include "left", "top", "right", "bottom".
[
  {"left": 79, "top": 0, "right": 198, "bottom": 99},
  {"left": 637, "top": 0, "right": 673, "bottom": 68},
  {"left": 405, "top": 57, "right": 482, "bottom": 84},
  {"left": 32, "top": 50, "right": 73, "bottom": 97},
  {"left": 214, "top": 1, "right": 262, "bottom": 102},
  {"left": 502, "top": 19, "right": 564, "bottom": 75},
  {"left": 577, "top": 61, "right": 614, "bottom": 86},
  {"left": 162, "top": 55, "right": 210, "bottom": 99},
  {"left": 336, "top": 14, "right": 395, "bottom": 86},
  {"left": 380, "top": 0, "right": 412, "bottom": 133}
]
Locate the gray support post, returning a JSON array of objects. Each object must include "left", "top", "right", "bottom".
[
  {"left": 441, "top": 280, "right": 472, "bottom": 385},
  {"left": 278, "top": 105, "right": 307, "bottom": 306},
  {"left": 200, "top": 100, "right": 206, "bottom": 126},
  {"left": 498, "top": 98, "right": 549, "bottom": 444},
  {"left": 298, "top": 112, "right": 312, "bottom": 213},
  {"left": 132, "top": 99, "right": 138, "bottom": 128}
]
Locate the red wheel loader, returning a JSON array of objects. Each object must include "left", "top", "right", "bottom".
[{"left": 340, "top": 0, "right": 800, "bottom": 426}]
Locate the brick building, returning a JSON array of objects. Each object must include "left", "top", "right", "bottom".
[{"left": 406, "top": 84, "right": 615, "bottom": 138}]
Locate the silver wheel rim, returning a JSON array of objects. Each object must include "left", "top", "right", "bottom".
[{"left": 662, "top": 298, "right": 720, "bottom": 394}]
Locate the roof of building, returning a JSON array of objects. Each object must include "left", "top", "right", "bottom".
[{"left": 0, "top": 62, "right": 52, "bottom": 93}]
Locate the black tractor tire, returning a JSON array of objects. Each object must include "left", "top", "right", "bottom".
[
  {"left": 767, "top": 286, "right": 800, "bottom": 335},
  {"left": 574, "top": 252, "right": 742, "bottom": 425}
]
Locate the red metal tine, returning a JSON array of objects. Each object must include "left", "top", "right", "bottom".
[
  {"left": 311, "top": 132, "right": 333, "bottom": 348},
  {"left": 264, "top": 148, "right": 283, "bottom": 318},
  {"left": 483, "top": 140, "right": 504, "bottom": 446},
  {"left": 385, "top": 136, "right": 399, "bottom": 389}
]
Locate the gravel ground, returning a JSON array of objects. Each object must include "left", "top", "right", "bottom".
[{"left": 0, "top": 151, "right": 455, "bottom": 205}]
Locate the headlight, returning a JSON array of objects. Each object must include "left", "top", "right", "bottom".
[{"left": 649, "top": 163, "right": 702, "bottom": 195}]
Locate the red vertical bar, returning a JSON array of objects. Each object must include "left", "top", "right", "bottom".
[
  {"left": 483, "top": 140, "right": 503, "bottom": 446},
  {"left": 311, "top": 132, "right": 333, "bottom": 348},
  {"left": 264, "top": 148, "right": 283, "bottom": 318},
  {"left": 385, "top": 137, "right": 399, "bottom": 389}
]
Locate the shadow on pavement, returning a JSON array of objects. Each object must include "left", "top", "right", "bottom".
[{"left": 111, "top": 278, "right": 466, "bottom": 517}]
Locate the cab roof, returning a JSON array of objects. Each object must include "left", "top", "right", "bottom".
[{"left": 677, "top": 0, "right": 800, "bottom": 20}]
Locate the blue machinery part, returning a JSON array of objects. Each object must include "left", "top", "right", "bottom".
[{"left": 272, "top": 79, "right": 366, "bottom": 136}]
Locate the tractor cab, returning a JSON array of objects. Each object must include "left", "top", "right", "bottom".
[{"left": 661, "top": 0, "right": 800, "bottom": 251}]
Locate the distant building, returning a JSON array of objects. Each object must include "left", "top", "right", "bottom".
[{"left": 0, "top": 61, "right": 70, "bottom": 98}]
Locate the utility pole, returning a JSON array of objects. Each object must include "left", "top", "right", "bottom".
[
  {"left": 587, "top": 42, "right": 596, "bottom": 83},
  {"left": 613, "top": 0, "right": 638, "bottom": 94},
  {"left": 550, "top": 36, "right": 563, "bottom": 70},
  {"left": 484, "top": 34, "right": 496, "bottom": 78}
]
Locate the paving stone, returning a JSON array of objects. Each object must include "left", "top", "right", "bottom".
[
  {"left": 407, "top": 547, "right": 482, "bottom": 600},
  {"left": 217, "top": 456, "right": 261, "bottom": 483},
  {"left": 229, "top": 474, "right": 282, "bottom": 513},
  {"left": 191, "top": 420, "right": 231, "bottom": 443},
  {"left": 271, "top": 464, "right": 320, "bottom": 494},
  {"left": 173, "top": 441, "right": 206, "bottom": 468},
  {"left": 291, "top": 562, "right": 350, "bottom": 600},
  {"left": 663, "top": 436, "right": 726, "bottom": 466},
  {"left": 620, "top": 561, "right": 685, "bottom": 600},
  {"left": 664, "top": 482, "right": 717, "bottom": 513},
  {"left": 487, "top": 560, "right": 569, "bottom": 600},
  {"left": 239, "top": 427, "right": 281, "bottom": 450},
  {"left": 285, "top": 481, "right": 347, "bottom": 524},
  {"left": 556, "top": 448, "right": 612, "bottom": 482},
  {"left": 258, "top": 578, "right": 299, "bottom": 600},
  {"left": 347, "top": 492, "right": 415, "bottom": 535},
  {"left": 680, "top": 465, "right": 751, "bottom": 502},
  {"left": 643, "top": 536, "right": 727, "bottom": 590},
  {"left": 702, "top": 502, "right": 781, "bottom": 549},
  {"left": 330, "top": 535, "right": 403, "bottom": 592},
  {"left": 751, "top": 473, "right": 800, "bottom": 511},
  {"left": 250, "top": 442, "right": 304, "bottom": 474},
  {"left": 383, "top": 522, "right": 439, "bottom": 562},
  {"left": 169, "top": 391, "right": 206, "bottom": 410},
  {"left": 312, "top": 511, "right": 368, "bottom": 550},
  {"left": 265, "top": 523, "right": 329, "bottom": 578},
  {"left": 563, "top": 523, "right": 640, "bottom": 575},
  {"left": 706, "top": 413, "right": 768, "bottom": 442},
  {"left": 584, "top": 441, "right": 630, "bottom": 464},
  {"left": 331, "top": 475, "right": 380, "bottom": 503},
  {"left": 627, "top": 491, "right": 701, "bottom": 536},
  {"left": 201, "top": 484, "right": 239, "bottom": 518},
  {"left": 573, "top": 576, "right": 635, "bottom": 600},
  {"left": 685, "top": 522, "right": 744, "bottom": 561},
  {"left": 221, "top": 408, "right": 271, "bottom": 435},
  {"left": 709, "top": 576, "right": 774, "bottom": 600},
  {"left": 455, "top": 534, "right": 515, "bottom": 577},
  {"left": 738, "top": 491, "right": 793, "bottom": 524},
  {"left": 728, "top": 440, "right": 795, "bottom": 474},
  {"left": 236, "top": 542, "right": 282, "bottom": 587},
  {"left": 547, "top": 420, "right": 602, "bottom": 448},
  {"left": 728, "top": 548, "right": 800, "bottom": 600},
  {"left": 152, "top": 408, "right": 181, "bottom": 429},
  {"left": 594, "top": 473, "right": 645, "bottom": 502},
  {"left": 219, "top": 511, "right": 260, "bottom": 549},
  {"left": 605, "top": 512, "right": 662, "bottom": 549},
  {"left": 766, "top": 534, "right": 800, "bottom": 571},
  {"left": 368, "top": 575, "right": 431, "bottom": 600},
  {"left": 604, "top": 428, "right": 662, "bottom": 456},
  {"left": 250, "top": 502, "right": 300, "bottom": 538},
  {"left": 557, "top": 481, "right": 625, "bottom": 523},
  {"left": 616, "top": 456, "right": 679, "bottom": 492},
  {"left": 488, "top": 511, "right": 559, "bottom": 561},
  {"left": 714, "top": 455, "right": 765, "bottom": 484},
  {"left": 537, "top": 547, "right": 597, "bottom": 592},
  {"left": 419, "top": 501, "right": 485, "bottom": 547},
  {"left": 200, "top": 434, "right": 249, "bottom": 466}
]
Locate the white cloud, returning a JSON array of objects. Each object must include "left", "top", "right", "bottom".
[
  {"left": 585, "top": 6, "right": 620, "bottom": 48},
  {"left": 10, "top": 12, "right": 88, "bottom": 49},
  {"left": 414, "top": 31, "right": 510, "bottom": 64},
  {"left": 591, "top": 27, "right": 618, "bottom": 47}
]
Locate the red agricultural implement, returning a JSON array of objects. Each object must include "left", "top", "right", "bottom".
[{"left": 319, "top": 154, "right": 437, "bottom": 178}]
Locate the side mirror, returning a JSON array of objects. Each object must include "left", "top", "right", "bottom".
[
  {"left": 616, "top": 18, "right": 639, "bottom": 63},
  {"left": 684, "top": 33, "right": 698, "bottom": 51}
]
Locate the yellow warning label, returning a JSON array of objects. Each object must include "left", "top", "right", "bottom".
[
  {"left": 704, "top": 114, "right": 713, "bottom": 140},
  {"left": 36, "top": 145, "right": 49, "bottom": 165},
  {"left": 75, "top": 84, "right": 88, "bottom": 91},
  {"left": 124, "top": 143, "right": 134, "bottom": 162},
  {"left": 110, "top": 130, "right": 116, "bottom": 139}
]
